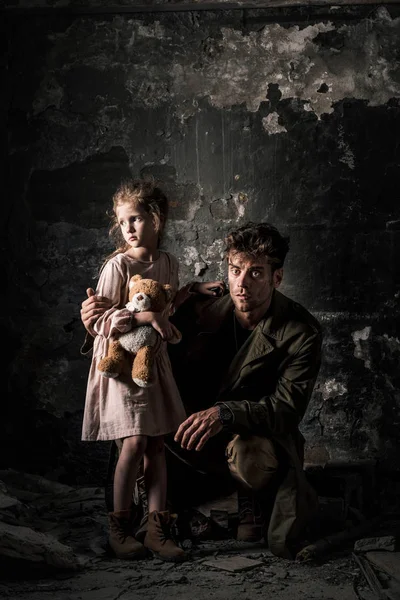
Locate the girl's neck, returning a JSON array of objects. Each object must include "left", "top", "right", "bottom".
[{"left": 125, "top": 245, "right": 160, "bottom": 262}]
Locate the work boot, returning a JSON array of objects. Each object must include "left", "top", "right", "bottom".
[
  {"left": 144, "top": 510, "right": 187, "bottom": 562},
  {"left": 237, "top": 491, "right": 265, "bottom": 542},
  {"left": 108, "top": 510, "right": 147, "bottom": 559}
]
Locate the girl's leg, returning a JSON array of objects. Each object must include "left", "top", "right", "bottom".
[
  {"left": 143, "top": 435, "right": 167, "bottom": 513},
  {"left": 142, "top": 436, "right": 185, "bottom": 562},
  {"left": 113, "top": 435, "right": 147, "bottom": 512},
  {"left": 108, "top": 435, "right": 148, "bottom": 559}
]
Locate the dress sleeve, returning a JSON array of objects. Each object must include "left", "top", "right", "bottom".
[{"left": 93, "top": 260, "right": 133, "bottom": 338}]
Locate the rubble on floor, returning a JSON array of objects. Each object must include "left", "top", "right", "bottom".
[{"left": 0, "top": 468, "right": 399, "bottom": 600}]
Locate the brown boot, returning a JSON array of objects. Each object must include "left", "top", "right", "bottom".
[
  {"left": 108, "top": 510, "right": 147, "bottom": 559},
  {"left": 144, "top": 510, "right": 187, "bottom": 562},
  {"left": 236, "top": 492, "right": 265, "bottom": 542}
]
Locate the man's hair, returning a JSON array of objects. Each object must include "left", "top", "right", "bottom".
[{"left": 224, "top": 221, "right": 290, "bottom": 271}]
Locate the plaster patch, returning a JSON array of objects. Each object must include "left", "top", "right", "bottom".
[
  {"left": 194, "top": 261, "right": 207, "bottom": 277},
  {"left": 137, "top": 22, "right": 165, "bottom": 39},
  {"left": 233, "top": 193, "right": 247, "bottom": 219},
  {"left": 383, "top": 333, "right": 400, "bottom": 351},
  {"left": 169, "top": 15, "right": 400, "bottom": 118},
  {"left": 262, "top": 112, "right": 287, "bottom": 135},
  {"left": 352, "top": 326, "right": 372, "bottom": 369},
  {"left": 182, "top": 245, "right": 199, "bottom": 267},
  {"left": 322, "top": 378, "right": 348, "bottom": 401},
  {"left": 203, "top": 239, "right": 225, "bottom": 261}
]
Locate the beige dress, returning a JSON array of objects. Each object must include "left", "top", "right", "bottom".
[{"left": 81, "top": 251, "right": 187, "bottom": 441}]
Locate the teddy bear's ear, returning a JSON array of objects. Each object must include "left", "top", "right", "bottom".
[
  {"left": 163, "top": 284, "right": 173, "bottom": 302},
  {"left": 129, "top": 274, "right": 142, "bottom": 290}
]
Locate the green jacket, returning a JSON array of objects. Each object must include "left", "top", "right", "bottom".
[{"left": 169, "top": 289, "right": 323, "bottom": 559}]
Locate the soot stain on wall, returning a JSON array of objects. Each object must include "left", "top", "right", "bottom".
[{"left": 5, "top": 6, "right": 400, "bottom": 485}]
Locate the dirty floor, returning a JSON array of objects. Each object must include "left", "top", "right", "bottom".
[{"left": 0, "top": 470, "right": 397, "bottom": 600}]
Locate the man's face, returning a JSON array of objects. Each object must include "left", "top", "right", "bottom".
[{"left": 228, "top": 251, "right": 283, "bottom": 315}]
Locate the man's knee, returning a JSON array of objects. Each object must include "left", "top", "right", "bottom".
[{"left": 226, "top": 435, "right": 279, "bottom": 492}]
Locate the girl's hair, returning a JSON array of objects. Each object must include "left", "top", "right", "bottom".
[{"left": 99, "top": 177, "right": 169, "bottom": 273}]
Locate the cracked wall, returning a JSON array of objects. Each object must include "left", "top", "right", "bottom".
[{"left": 5, "top": 5, "right": 400, "bottom": 486}]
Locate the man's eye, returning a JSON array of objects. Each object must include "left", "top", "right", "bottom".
[{"left": 252, "top": 271, "right": 261, "bottom": 278}]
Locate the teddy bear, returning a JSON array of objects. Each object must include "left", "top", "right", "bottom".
[{"left": 97, "top": 274, "right": 181, "bottom": 388}]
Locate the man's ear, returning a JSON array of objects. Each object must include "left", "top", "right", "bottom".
[{"left": 273, "top": 268, "right": 283, "bottom": 288}]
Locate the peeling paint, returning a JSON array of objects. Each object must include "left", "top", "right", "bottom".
[
  {"left": 262, "top": 112, "right": 287, "bottom": 135},
  {"left": 352, "top": 326, "right": 372, "bottom": 369},
  {"left": 181, "top": 245, "right": 199, "bottom": 267},
  {"left": 233, "top": 193, "right": 247, "bottom": 220},
  {"left": 169, "top": 12, "right": 400, "bottom": 119},
  {"left": 383, "top": 333, "right": 400, "bottom": 351},
  {"left": 322, "top": 378, "right": 348, "bottom": 401}
]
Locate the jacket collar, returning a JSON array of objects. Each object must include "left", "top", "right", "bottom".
[
  {"left": 204, "top": 290, "right": 290, "bottom": 395},
  {"left": 198, "top": 289, "right": 288, "bottom": 342}
]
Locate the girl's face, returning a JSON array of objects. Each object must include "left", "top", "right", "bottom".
[{"left": 116, "top": 202, "right": 158, "bottom": 251}]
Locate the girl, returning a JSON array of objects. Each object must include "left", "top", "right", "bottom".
[{"left": 81, "top": 178, "right": 223, "bottom": 562}]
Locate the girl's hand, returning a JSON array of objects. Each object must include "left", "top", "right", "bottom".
[
  {"left": 150, "top": 312, "right": 181, "bottom": 341},
  {"left": 81, "top": 288, "right": 112, "bottom": 336},
  {"left": 193, "top": 280, "right": 226, "bottom": 297}
]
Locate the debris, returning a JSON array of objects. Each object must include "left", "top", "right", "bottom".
[
  {"left": 352, "top": 552, "right": 387, "bottom": 600},
  {"left": 365, "top": 552, "right": 400, "bottom": 584},
  {"left": 202, "top": 556, "right": 263, "bottom": 572},
  {"left": 296, "top": 516, "right": 383, "bottom": 562},
  {"left": 354, "top": 536, "right": 396, "bottom": 553},
  {"left": 0, "top": 489, "right": 22, "bottom": 512},
  {"left": 0, "top": 469, "right": 74, "bottom": 496},
  {"left": 0, "top": 521, "right": 81, "bottom": 572},
  {"left": 210, "top": 508, "right": 229, "bottom": 530}
]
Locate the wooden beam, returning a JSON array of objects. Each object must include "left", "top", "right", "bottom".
[{"left": 3, "top": 1, "right": 400, "bottom": 16}]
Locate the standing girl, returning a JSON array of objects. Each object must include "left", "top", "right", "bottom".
[{"left": 82, "top": 178, "right": 222, "bottom": 561}]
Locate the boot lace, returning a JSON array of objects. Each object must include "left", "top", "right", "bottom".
[
  {"left": 156, "top": 514, "right": 178, "bottom": 544},
  {"left": 238, "top": 497, "right": 253, "bottom": 522}
]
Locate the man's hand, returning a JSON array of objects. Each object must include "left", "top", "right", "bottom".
[
  {"left": 80, "top": 288, "right": 112, "bottom": 337},
  {"left": 174, "top": 407, "right": 223, "bottom": 451},
  {"left": 193, "top": 280, "right": 226, "bottom": 297}
]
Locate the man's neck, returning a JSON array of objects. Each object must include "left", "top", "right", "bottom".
[{"left": 234, "top": 301, "right": 271, "bottom": 330}]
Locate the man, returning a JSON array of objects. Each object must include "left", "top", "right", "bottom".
[{"left": 81, "top": 222, "right": 323, "bottom": 559}]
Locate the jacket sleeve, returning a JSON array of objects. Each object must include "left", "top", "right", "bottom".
[{"left": 219, "top": 331, "right": 323, "bottom": 437}]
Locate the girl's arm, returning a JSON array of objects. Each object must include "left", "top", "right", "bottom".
[
  {"left": 92, "top": 261, "right": 133, "bottom": 339},
  {"left": 130, "top": 310, "right": 181, "bottom": 342}
]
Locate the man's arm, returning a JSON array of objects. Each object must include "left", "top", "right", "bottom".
[
  {"left": 174, "top": 330, "right": 322, "bottom": 451},
  {"left": 219, "top": 331, "right": 323, "bottom": 437}
]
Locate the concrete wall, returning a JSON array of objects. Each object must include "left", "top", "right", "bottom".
[{"left": 4, "top": 3, "right": 400, "bottom": 486}]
